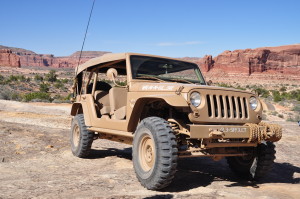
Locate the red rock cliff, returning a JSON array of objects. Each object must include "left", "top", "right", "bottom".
[
  {"left": 0, "top": 45, "right": 110, "bottom": 68},
  {"left": 0, "top": 49, "right": 21, "bottom": 67},
  {"left": 197, "top": 44, "right": 300, "bottom": 77}
]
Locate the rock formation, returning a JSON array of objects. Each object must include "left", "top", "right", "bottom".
[
  {"left": 0, "top": 44, "right": 299, "bottom": 82},
  {"left": 196, "top": 44, "right": 300, "bottom": 78},
  {"left": 0, "top": 45, "right": 110, "bottom": 68},
  {"left": 0, "top": 49, "right": 21, "bottom": 68}
]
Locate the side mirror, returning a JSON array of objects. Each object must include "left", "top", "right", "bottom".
[
  {"left": 106, "top": 68, "right": 118, "bottom": 81},
  {"left": 207, "top": 80, "right": 212, "bottom": 86}
]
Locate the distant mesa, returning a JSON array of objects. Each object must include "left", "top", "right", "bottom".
[
  {"left": 0, "top": 45, "right": 110, "bottom": 68},
  {"left": 0, "top": 44, "right": 299, "bottom": 82}
]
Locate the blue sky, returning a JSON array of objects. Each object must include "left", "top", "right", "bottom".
[{"left": 1, "top": 0, "right": 299, "bottom": 57}]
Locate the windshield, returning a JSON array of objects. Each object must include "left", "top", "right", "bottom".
[{"left": 130, "top": 55, "right": 206, "bottom": 85}]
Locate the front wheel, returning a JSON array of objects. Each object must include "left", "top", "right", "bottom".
[
  {"left": 70, "top": 114, "right": 94, "bottom": 158},
  {"left": 132, "top": 117, "right": 178, "bottom": 190},
  {"left": 227, "top": 141, "right": 276, "bottom": 180}
]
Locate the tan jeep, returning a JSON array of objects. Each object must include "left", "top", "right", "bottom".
[{"left": 70, "top": 53, "right": 282, "bottom": 190}]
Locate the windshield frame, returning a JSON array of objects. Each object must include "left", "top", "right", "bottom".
[{"left": 129, "top": 55, "right": 206, "bottom": 85}]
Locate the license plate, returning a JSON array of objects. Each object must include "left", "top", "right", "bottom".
[{"left": 219, "top": 127, "right": 247, "bottom": 133}]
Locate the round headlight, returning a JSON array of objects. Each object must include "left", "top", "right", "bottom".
[
  {"left": 249, "top": 96, "right": 258, "bottom": 110},
  {"left": 190, "top": 92, "right": 201, "bottom": 107}
]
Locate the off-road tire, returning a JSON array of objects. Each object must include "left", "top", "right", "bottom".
[
  {"left": 226, "top": 141, "right": 276, "bottom": 180},
  {"left": 70, "top": 114, "right": 94, "bottom": 158},
  {"left": 132, "top": 117, "right": 178, "bottom": 190}
]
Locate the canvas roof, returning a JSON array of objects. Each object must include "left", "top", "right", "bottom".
[
  {"left": 75, "top": 52, "right": 196, "bottom": 76},
  {"left": 75, "top": 53, "right": 127, "bottom": 75}
]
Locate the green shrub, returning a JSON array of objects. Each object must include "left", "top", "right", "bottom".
[
  {"left": 0, "top": 88, "right": 21, "bottom": 101},
  {"left": 61, "top": 78, "right": 69, "bottom": 84},
  {"left": 45, "top": 70, "right": 57, "bottom": 82},
  {"left": 39, "top": 83, "right": 50, "bottom": 93},
  {"left": 253, "top": 88, "right": 270, "bottom": 98},
  {"left": 278, "top": 114, "right": 284, "bottom": 118},
  {"left": 270, "top": 111, "right": 278, "bottom": 116},
  {"left": 217, "top": 83, "right": 231, "bottom": 88},
  {"left": 292, "top": 105, "right": 300, "bottom": 113},
  {"left": 279, "top": 86, "right": 287, "bottom": 92},
  {"left": 23, "top": 92, "right": 51, "bottom": 102},
  {"left": 34, "top": 74, "right": 43, "bottom": 82},
  {"left": 54, "top": 81, "right": 64, "bottom": 89}
]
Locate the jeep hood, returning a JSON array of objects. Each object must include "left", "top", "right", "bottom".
[{"left": 130, "top": 82, "right": 254, "bottom": 95}]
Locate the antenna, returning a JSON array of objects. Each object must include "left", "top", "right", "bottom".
[{"left": 75, "top": 0, "right": 96, "bottom": 76}]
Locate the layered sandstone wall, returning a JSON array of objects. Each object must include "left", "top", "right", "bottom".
[
  {"left": 0, "top": 45, "right": 110, "bottom": 68},
  {"left": 16, "top": 51, "right": 110, "bottom": 68},
  {"left": 0, "top": 49, "right": 21, "bottom": 68},
  {"left": 197, "top": 44, "right": 300, "bottom": 77}
]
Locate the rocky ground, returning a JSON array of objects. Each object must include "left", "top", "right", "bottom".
[{"left": 0, "top": 99, "right": 299, "bottom": 199}]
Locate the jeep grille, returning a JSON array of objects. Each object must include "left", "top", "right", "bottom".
[{"left": 206, "top": 95, "right": 249, "bottom": 119}]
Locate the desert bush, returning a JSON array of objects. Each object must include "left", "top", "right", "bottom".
[
  {"left": 217, "top": 83, "right": 231, "bottom": 88},
  {"left": 61, "top": 78, "right": 69, "bottom": 84},
  {"left": 279, "top": 86, "right": 287, "bottom": 92},
  {"left": 34, "top": 74, "right": 43, "bottom": 82},
  {"left": 45, "top": 70, "right": 57, "bottom": 82},
  {"left": 52, "top": 94, "right": 71, "bottom": 103},
  {"left": 18, "top": 75, "right": 26, "bottom": 82},
  {"left": 253, "top": 87, "right": 270, "bottom": 98},
  {"left": 0, "top": 74, "right": 4, "bottom": 82},
  {"left": 286, "top": 115, "right": 300, "bottom": 122},
  {"left": 64, "top": 93, "right": 72, "bottom": 100},
  {"left": 54, "top": 81, "right": 64, "bottom": 89},
  {"left": 270, "top": 111, "right": 278, "bottom": 116},
  {"left": 292, "top": 104, "right": 300, "bottom": 113},
  {"left": 0, "top": 86, "right": 21, "bottom": 101},
  {"left": 39, "top": 83, "right": 50, "bottom": 93},
  {"left": 278, "top": 114, "right": 284, "bottom": 118},
  {"left": 23, "top": 92, "right": 51, "bottom": 102}
]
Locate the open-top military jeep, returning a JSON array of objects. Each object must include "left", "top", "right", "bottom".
[{"left": 70, "top": 53, "right": 282, "bottom": 190}]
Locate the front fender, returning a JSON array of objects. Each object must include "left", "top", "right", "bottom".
[
  {"left": 138, "top": 94, "right": 188, "bottom": 107},
  {"left": 127, "top": 94, "right": 188, "bottom": 132}
]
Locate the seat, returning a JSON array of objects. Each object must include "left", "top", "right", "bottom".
[
  {"left": 109, "top": 87, "right": 127, "bottom": 120},
  {"left": 94, "top": 90, "right": 111, "bottom": 116}
]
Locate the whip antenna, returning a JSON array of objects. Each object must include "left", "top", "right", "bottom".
[{"left": 75, "top": 0, "right": 96, "bottom": 75}]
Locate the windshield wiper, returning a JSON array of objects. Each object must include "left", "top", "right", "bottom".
[{"left": 135, "top": 75, "right": 166, "bottom": 82}]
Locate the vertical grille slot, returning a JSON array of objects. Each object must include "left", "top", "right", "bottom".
[
  {"left": 207, "top": 95, "right": 212, "bottom": 117},
  {"left": 237, "top": 97, "right": 242, "bottom": 118},
  {"left": 219, "top": 96, "right": 225, "bottom": 117},
  {"left": 243, "top": 97, "right": 248, "bottom": 118},
  {"left": 225, "top": 96, "right": 231, "bottom": 118},
  {"left": 232, "top": 96, "right": 237, "bottom": 118},
  {"left": 213, "top": 95, "right": 218, "bottom": 117}
]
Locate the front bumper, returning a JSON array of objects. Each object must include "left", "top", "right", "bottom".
[
  {"left": 187, "top": 122, "right": 282, "bottom": 142},
  {"left": 188, "top": 124, "right": 256, "bottom": 139}
]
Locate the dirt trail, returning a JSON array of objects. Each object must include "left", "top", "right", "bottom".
[{"left": 0, "top": 99, "right": 299, "bottom": 199}]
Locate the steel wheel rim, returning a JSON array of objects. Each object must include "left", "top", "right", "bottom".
[
  {"left": 73, "top": 125, "right": 80, "bottom": 148},
  {"left": 139, "top": 134, "right": 155, "bottom": 172}
]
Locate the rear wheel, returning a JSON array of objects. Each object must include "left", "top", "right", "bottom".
[
  {"left": 70, "top": 114, "right": 94, "bottom": 158},
  {"left": 132, "top": 117, "right": 178, "bottom": 190},
  {"left": 227, "top": 141, "right": 276, "bottom": 180}
]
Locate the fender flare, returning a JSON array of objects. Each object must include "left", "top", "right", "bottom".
[
  {"left": 70, "top": 103, "right": 82, "bottom": 116},
  {"left": 127, "top": 94, "right": 189, "bottom": 132}
]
